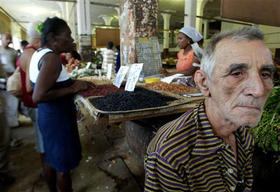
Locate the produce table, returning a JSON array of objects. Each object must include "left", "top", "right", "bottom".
[
  {"left": 74, "top": 83, "right": 204, "bottom": 174},
  {"left": 75, "top": 77, "right": 204, "bottom": 123},
  {"left": 75, "top": 93, "right": 204, "bottom": 124}
]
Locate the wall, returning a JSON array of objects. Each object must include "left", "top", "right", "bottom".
[
  {"left": 0, "top": 10, "right": 11, "bottom": 34},
  {"left": 95, "top": 28, "right": 120, "bottom": 48},
  {"left": 221, "top": 22, "right": 280, "bottom": 56},
  {"left": 0, "top": 9, "right": 26, "bottom": 50},
  {"left": 221, "top": 0, "right": 280, "bottom": 27}
]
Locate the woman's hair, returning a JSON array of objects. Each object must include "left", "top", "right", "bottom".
[
  {"left": 20, "top": 40, "right": 29, "bottom": 48},
  {"left": 41, "top": 17, "right": 68, "bottom": 46},
  {"left": 201, "top": 27, "right": 264, "bottom": 79}
]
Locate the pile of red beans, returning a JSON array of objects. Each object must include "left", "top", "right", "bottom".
[{"left": 79, "top": 84, "right": 124, "bottom": 97}]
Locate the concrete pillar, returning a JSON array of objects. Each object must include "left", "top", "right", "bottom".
[
  {"left": 196, "top": 0, "right": 207, "bottom": 34},
  {"left": 100, "top": 15, "right": 113, "bottom": 26},
  {"left": 174, "top": 31, "right": 178, "bottom": 47},
  {"left": 11, "top": 22, "right": 21, "bottom": 50},
  {"left": 161, "top": 13, "right": 171, "bottom": 49},
  {"left": 114, "top": 7, "right": 120, "bottom": 15},
  {"left": 119, "top": 0, "right": 159, "bottom": 76},
  {"left": 203, "top": 19, "right": 209, "bottom": 39},
  {"left": 60, "top": 2, "right": 77, "bottom": 41},
  {"left": 76, "top": 0, "right": 92, "bottom": 61},
  {"left": 184, "top": 0, "right": 197, "bottom": 27}
]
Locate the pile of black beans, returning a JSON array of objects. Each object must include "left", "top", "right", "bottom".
[{"left": 89, "top": 87, "right": 176, "bottom": 111}]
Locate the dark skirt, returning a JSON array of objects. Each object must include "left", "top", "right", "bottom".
[{"left": 37, "top": 79, "right": 81, "bottom": 172}]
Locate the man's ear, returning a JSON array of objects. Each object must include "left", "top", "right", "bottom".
[{"left": 194, "top": 70, "right": 211, "bottom": 97}]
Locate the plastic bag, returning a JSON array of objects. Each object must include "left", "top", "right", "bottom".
[
  {"left": 6, "top": 67, "right": 22, "bottom": 97},
  {"left": 174, "top": 76, "right": 196, "bottom": 88}
]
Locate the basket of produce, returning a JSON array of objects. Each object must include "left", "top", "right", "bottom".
[{"left": 87, "top": 87, "right": 192, "bottom": 114}]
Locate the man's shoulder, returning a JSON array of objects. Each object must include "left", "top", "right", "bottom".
[
  {"left": 147, "top": 108, "right": 198, "bottom": 160},
  {"left": 0, "top": 47, "right": 17, "bottom": 55}
]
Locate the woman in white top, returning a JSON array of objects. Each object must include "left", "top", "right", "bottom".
[{"left": 30, "top": 17, "right": 89, "bottom": 192}]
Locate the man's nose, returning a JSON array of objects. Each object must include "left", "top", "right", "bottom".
[{"left": 244, "top": 74, "right": 265, "bottom": 97}]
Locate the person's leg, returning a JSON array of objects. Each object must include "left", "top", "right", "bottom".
[
  {"left": 3, "top": 91, "right": 19, "bottom": 127},
  {"left": 44, "top": 163, "right": 57, "bottom": 192},
  {"left": 28, "top": 108, "right": 45, "bottom": 171},
  {"left": 0, "top": 91, "right": 14, "bottom": 185},
  {"left": 56, "top": 171, "right": 73, "bottom": 192}
]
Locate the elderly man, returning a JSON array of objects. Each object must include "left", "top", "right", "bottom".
[
  {"left": 19, "top": 21, "right": 45, "bottom": 173},
  {"left": 144, "top": 27, "right": 275, "bottom": 192},
  {"left": 0, "top": 33, "right": 19, "bottom": 128}
]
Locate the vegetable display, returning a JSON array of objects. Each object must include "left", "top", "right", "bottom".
[{"left": 251, "top": 86, "right": 280, "bottom": 152}]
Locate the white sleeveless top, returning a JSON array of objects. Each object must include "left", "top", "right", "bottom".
[{"left": 29, "top": 48, "right": 70, "bottom": 83}]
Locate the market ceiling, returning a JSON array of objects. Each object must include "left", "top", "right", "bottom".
[{"left": 0, "top": 0, "right": 195, "bottom": 29}]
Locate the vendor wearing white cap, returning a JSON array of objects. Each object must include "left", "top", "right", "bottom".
[{"left": 160, "top": 26, "right": 203, "bottom": 77}]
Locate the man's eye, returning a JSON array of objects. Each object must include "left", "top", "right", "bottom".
[
  {"left": 261, "top": 71, "right": 272, "bottom": 79},
  {"left": 231, "top": 71, "right": 243, "bottom": 78}
]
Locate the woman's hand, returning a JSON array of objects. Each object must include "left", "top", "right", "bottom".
[{"left": 71, "top": 80, "right": 91, "bottom": 93}]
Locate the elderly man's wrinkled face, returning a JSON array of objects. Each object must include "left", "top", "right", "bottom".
[{"left": 208, "top": 39, "right": 274, "bottom": 127}]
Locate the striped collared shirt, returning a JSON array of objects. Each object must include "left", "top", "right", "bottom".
[{"left": 144, "top": 102, "right": 254, "bottom": 192}]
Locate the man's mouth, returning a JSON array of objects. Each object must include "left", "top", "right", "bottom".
[{"left": 237, "top": 105, "right": 261, "bottom": 111}]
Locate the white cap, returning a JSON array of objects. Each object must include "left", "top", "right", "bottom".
[{"left": 179, "top": 26, "right": 203, "bottom": 43}]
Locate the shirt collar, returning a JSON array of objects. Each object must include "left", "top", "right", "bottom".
[{"left": 192, "top": 102, "right": 252, "bottom": 156}]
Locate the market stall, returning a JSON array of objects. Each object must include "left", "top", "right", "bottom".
[
  {"left": 73, "top": 74, "right": 204, "bottom": 166},
  {"left": 75, "top": 90, "right": 203, "bottom": 123}
]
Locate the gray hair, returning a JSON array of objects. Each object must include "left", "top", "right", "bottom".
[
  {"left": 200, "top": 27, "right": 264, "bottom": 79},
  {"left": 27, "top": 21, "right": 41, "bottom": 40}
]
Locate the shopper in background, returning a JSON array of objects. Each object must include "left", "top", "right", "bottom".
[
  {"left": 0, "top": 62, "right": 15, "bottom": 186},
  {"left": 0, "top": 33, "right": 20, "bottom": 128},
  {"left": 19, "top": 21, "right": 45, "bottom": 175},
  {"left": 145, "top": 27, "right": 275, "bottom": 191},
  {"left": 20, "top": 40, "right": 29, "bottom": 50},
  {"left": 30, "top": 17, "right": 89, "bottom": 192},
  {"left": 115, "top": 45, "right": 120, "bottom": 73},
  {"left": 65, "top": 50, "right": 82, "bottom": 73},
  {"left": 65, "top": 50, "right": 81, "bottom": 65},
  {"left": 102, "top": 41, "right": 115, "bottom": 71},
  {"left": 159, "top": 26, "right": 203, "bottom": 77}
]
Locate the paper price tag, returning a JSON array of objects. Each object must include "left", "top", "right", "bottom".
[
  {"left": 113, "top": 66, "right": 129, "bottom": 88},
  {"left": 161, "top": 73, "right": 184, "bottom": 84},
  {"left": 106, "top": 64, "right": 113, "bottom": 80},
  {"left": 125, "top": 63, "right": 143, "bottom": 92}
]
